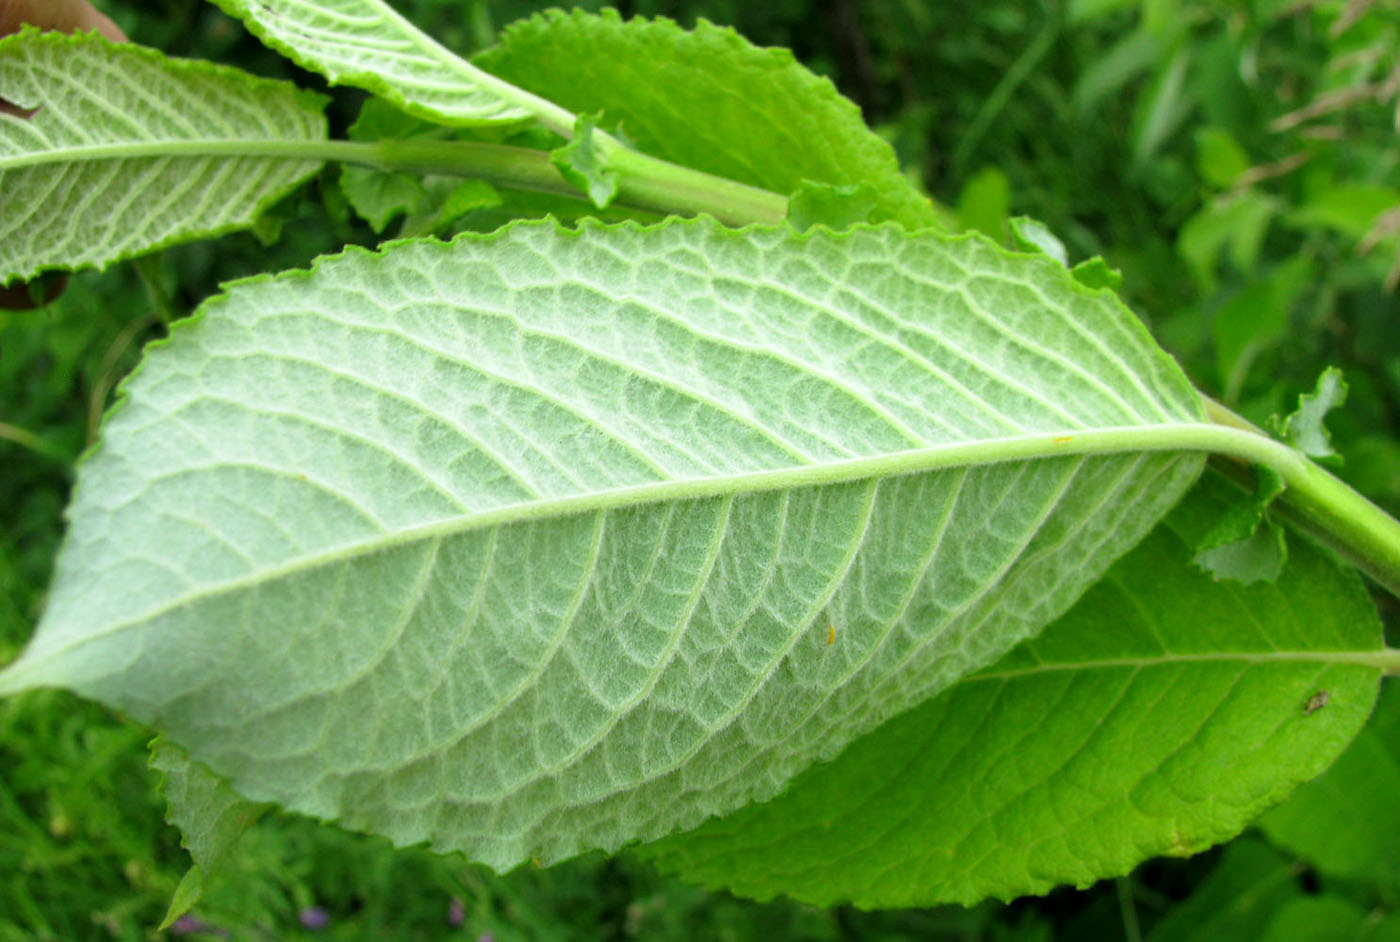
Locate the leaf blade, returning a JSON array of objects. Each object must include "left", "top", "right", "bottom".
[
  {"left": 0, "top": 29, "right": 327, "bottom": 283},
  {"left": 3, "top": 220, "right": 1208, "bottom": 869},
  {"left": 474, "top": 10, "right": 938, "bottom": 229}
]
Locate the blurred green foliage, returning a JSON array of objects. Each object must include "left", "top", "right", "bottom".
[{"left": 3, "top": 0, "right": 1399, "bottom": 938}]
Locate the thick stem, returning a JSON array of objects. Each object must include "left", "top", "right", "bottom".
[
  {"left": 1203, "top": 397, "right": 1400, "bottom": 599},
  {"left": 604, "top": 145, "right": 788, "bottom": 226},
  {"left": 203, "top": 138, "right": 789, "bottom": 226}
]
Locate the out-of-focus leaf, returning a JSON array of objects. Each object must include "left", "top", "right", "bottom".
[
  {"left": 1146, "top": 839, "right": 1301, "bottom": 942},
  {"left": 957, "top": 166, "right": 1011, "bottom": 242},
  {"left": 1287, "top": 185, "right": 1400, "bottom": 241},
  {"left": 1073, "top": 28, "right": 1166, "bottom": 115},
  {"left": 1131, "top": 43, "right": 1193, "bottom": 166},
  {"left": 1195, "top": 126, "right": 1250, "bottom": 188},
  {"left": 1214, "top": 256, "right": 1313, "bottom": 400},
  {"left": 1178, "top": 193, "right": 1279, "bottom": 292}
]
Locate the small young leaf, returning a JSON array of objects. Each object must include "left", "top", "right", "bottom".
[
  {"left": 340, "top": 165, "right": 428, "bottom": 233},
  {"left": 1069, "top": 256, "right": 1124, "bottom": 291},
  {"left": 1192, "top": 466, "right": 1287, "bottom": 584},
  {"left": 0, "top": 220, "right": 1206, "bottom": 870},
  {"left": 0, "top": 29, "right": 326, "bottom": 283},
  {"left": 786, "top": 181, "right": 878, "bottom": 232},
  {"left": 640, "top": 471, "right": 1383, "bottom": 906},
  {"left": 1009, "top": 216, "right": 1069, "bottom": 266},
  {"left": 474, "top": 10, "right": 938, "bottom": 229},
  {"left": 397, "top": 177, "right": 501, "bottom": 238},
  {"left": 338, "top": 98, "right": 499, "bottom": 234},
  {"left": 1193, "top": 519, "right": 1287, "bottom": 584},
  {"left": 551, "top": 113, "right": 618, "bottom": 209},
  {"left": 1282, "top": 368, "right": 1348, "bottom": 460}
]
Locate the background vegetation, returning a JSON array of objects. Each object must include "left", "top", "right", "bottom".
[{"left": 2, "top": 0, "right": 1399, "bottom": 938}]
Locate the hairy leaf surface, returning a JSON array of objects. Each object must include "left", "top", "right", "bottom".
[
  {"left": 0, "top": 30, "right": 326, "bottom": 283},
  {"left": 640, "top": 472, "right": 1383, "bottom": 906},
  {"left": 0, "top": 220, "right": 1207, "bottom": 868},
  {"left": 474, "top": 10, "right": 938, "bottom": 229},
  {"left": 206, "top": 0, "right": 537, "bottom": 126}
]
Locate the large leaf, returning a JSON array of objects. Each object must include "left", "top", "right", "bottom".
[
  {"left": 0, "top": 29, "right": 326, "bottom": 284},
  {"left": 639, "top": 471, "right": 1383, "bottom": 906},
  {"left": 206, "top": 0, "right": 540, "bottom": 126},
  {"left": 0, "top": 220, "right": 1207, "bottom": 869},
  {"left": 474, "top": 10, "right": 938, "bottom": 230}
]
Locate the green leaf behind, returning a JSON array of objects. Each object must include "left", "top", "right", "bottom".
[
  {"left": 2, "top": 220, "right": 1205, "bottom": 870},
  {"left": 474, "top": 10, "right": 938, "bottom": 229},
  {"left": 0, "top": 29, "right": 326, "bottom": 284},
  {"left": 641, "top": 472, "right": 1383, "bottom": 906}
]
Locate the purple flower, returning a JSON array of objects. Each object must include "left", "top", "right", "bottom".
[
  {"left": 299, "top": 906, "right": 331, "bottom": 931},
  {"left": 169, "top": 914, "right": 229, "bottom": 938},
  {"left": 448, "top": 898, "right": 465, "bottom": 927},
  {"left": 478, "top": 934, "right": 496, "bottom": 942}
]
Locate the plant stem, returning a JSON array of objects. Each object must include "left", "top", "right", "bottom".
[
  {"left": 1203, "top": 397, "right": 1400, "bottom": 599},
  {"left": 601, "top": 143, "right": 789, "bottom": 226},
  {"left": 105, "top": 138, "right": 790, "bottom": 227}
]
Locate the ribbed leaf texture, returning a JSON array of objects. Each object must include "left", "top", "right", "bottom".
[
  {"left": 0, "top": 220, "right": 1207, "bottom": 868},
  {"left": 640, "top": 472, "right": 1384, "bottom": 906},
  {"left": 207, "top": 0, "right": 534, "bottom": 125},
  {"left": 0, "top": 29, "right": 326, "bottom": 283}
]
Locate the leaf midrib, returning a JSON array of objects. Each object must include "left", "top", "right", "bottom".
[
  {"left": 2, "top": 421, "right": 1279, "bottom": 690},
  {"left": 0, "top": 138, "right": 330, "bottom": 171},
  {"left": 966, "top": 649, "right": 1388, "bottom": 681}
]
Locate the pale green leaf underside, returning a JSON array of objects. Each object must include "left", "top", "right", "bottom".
[
  {"left": 639, "top": 472, "right": 1383, "bottom": 906},
  {"left": 2, "top": 220, "right": 1206, "bottom": 868},
  {"left": 206, "top": 0, "right": 535, "bottom": 126},
  {"left": 474, "top": 10, "right": 938, "bottom": 230},
  {"left": 0, "top": 30, "right": 326, "bottom": 284}
]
